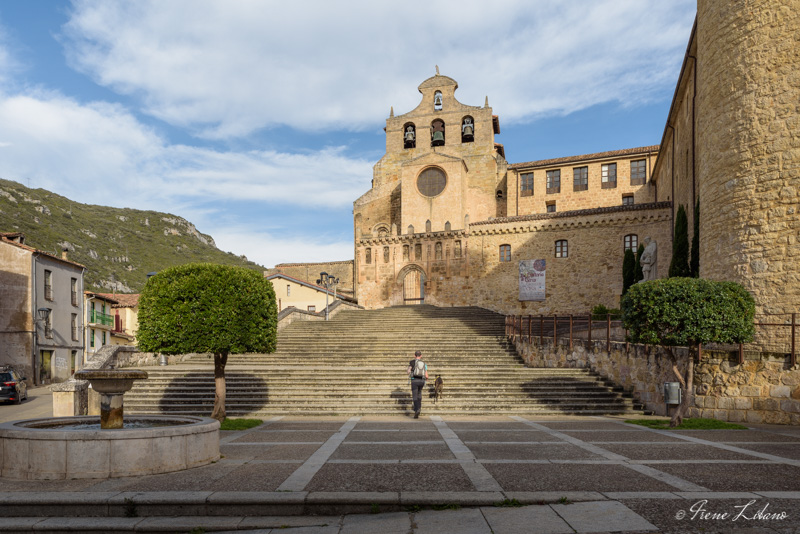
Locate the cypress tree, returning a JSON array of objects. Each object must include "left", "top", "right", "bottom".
[
  {"left": 622, "top": 248, "right": 636, "bottom": 294},
  {"left": 690, "top": 200, "right": 700, "bottom": 277},
  {"left": 634, "top": 244, "right": 645, "bottom": 283},
  {"left": 669, "top": 204, "right": 691, "bottom": 277}
]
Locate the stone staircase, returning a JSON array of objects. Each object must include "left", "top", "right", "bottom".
[{"left": 125, "top": 305, "right": 645, "bottom": 416}]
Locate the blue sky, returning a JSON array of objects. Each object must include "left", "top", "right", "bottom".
[{"left": 0, "top": 0, "right": 696, "bottom": 267}]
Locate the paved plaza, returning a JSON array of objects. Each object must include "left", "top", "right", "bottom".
[{"left": 1, "top": 391, "right": 799, "bottom": 532}]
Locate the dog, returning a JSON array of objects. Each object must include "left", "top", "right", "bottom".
[{"left": 433, "top": 375, "right": 444, "bottom": 404}]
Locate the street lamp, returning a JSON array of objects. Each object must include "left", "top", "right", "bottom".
[
  {"left": 316, "top": 272, "right": 339, "bottom": 321},
  {"left": 34, "top": 308, "right": 51, "bottom": 385}
]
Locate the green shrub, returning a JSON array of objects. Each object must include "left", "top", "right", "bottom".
[
  {"left": 669, "top": 205, "right": 691, "bottom": 277},
  {"left": 690, "top": 200, "right": 700, "bottom": 277},
  {"left": 591, "top": 304, "right": 621, "bottom": 320},
  {"left": 138, "top": 263, "right": 277, "bottom": 420},
  {"left": 622, "top": 248, "right": 636, "bottom": 295}
]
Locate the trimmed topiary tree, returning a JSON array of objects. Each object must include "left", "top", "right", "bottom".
[
  {"left": 622, "top": 278, "right": 754, "bottom": 426},
  {"left": 622, "top": 248, "right": 636, "bottom": 295},
  {"left": 690, "top": 200, "right": 700, "bottom": 277},
  {"left": 137, "top": 263, "right": 277, "bottom": 421},
  {"left": 669, "top": 204, "right": 691, "bottom": 277}
]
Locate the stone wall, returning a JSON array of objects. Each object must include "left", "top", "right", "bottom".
[{"left": 514, "top": 335, "right": 800, "bottom": 425}]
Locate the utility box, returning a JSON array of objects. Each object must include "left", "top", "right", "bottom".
[{"left": 664, "top": 382, "right": 682, "bottom": 405}]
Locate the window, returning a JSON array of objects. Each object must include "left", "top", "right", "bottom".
[
  {"left": 624, "top": 234, "right": 638, "bottom": 252},
  {"left": 418, "top": 167, "right": 447, "bottom": 197},
  {"left": 622, "top": 194, "right": 634, "bottom": 206},
  {"left": 573, "top": 166, "right": 588, "bottom": 191},
  {"left": 546, "top": 201, "right": 556, "bottom": 213},
  {"left": 403, "top": 123, "right": 416, "bottom": 149},
  {"left": 71, "top": 278, "right": 78, "bottom": 306},
  {"left": 555, "top": 240, "right": 568, "bottom": 258},
  {"left": 102, "top": 331, "right": 106, "bottom": 346},
  {"left": 499, "top": 244, "right": 511, "bottom": 262},
  {"left": 308, "top": 305, "right": 316, "bottom": 312},
  {"left": 287, "top": 285, "right": 291, "bottom": 296},
  {"left": 71, "top": 313, "right": 78, "bottom": 341},
  {"left": 365, "top": 248, "right": 372, "bottom": 264},
  {"left": 90, "top": 328, "right": 95, "bottom": 348},
  {"left": 520, "top": 173, "right": 533, "bottom": 197},
  {"left": 461, "top": 116, "right": 474, "bottom": 143},
  {"left": 630, "top": 159, "right": 647, "bottom": 185},
  {"left": 602, "top": 163, "right": 617, "bottom": 189},
  {"left": 44, "top": 270, "right": 53, "bottom": 301},
  {"left": 546, "top": 170, "right": 561, "bottom": 194}
]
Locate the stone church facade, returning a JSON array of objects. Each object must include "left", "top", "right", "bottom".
[{"left": 354, "top": 0, "right": 799, "bottom": 320}]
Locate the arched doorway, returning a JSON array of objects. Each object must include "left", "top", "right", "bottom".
[{"left": 399, "top": 266, "right": 425, "bottom": 305}]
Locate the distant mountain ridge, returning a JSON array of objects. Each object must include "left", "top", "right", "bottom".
[{"left": 0, "top": 178, "right": 263, "bottom": 293}]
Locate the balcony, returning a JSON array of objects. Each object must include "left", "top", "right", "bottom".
[{"left": 88, "top": 310, "right": 114, "bottom": 327}]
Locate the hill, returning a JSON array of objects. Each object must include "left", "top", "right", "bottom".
[{"left": 0, "top": 178, "right": 264, "bottom": 293}]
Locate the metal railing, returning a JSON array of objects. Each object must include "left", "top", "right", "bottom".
[
  {"left": 505, "top": 312, "right": 797, "bottom": 366},
  {"left": 88, "top": 310, "right": 114, "bottom": 327}
]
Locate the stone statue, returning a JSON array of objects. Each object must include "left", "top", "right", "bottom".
[
  {"left": 405, "top": 126, "right": 415, "bottom": 141},
  {"left": 462, "top": 117, "right": 473, "bottom": 136},
  {"left": 640, "top": 237, "right": 658, "bottom": 281}
]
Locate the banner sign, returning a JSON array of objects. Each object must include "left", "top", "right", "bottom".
[{"left": 519, "top": 259, "right": 546, "bottom": 301}]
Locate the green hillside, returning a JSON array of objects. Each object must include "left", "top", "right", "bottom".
[{"left": 0, "top": 178, "right": 264, "bottom": 293}]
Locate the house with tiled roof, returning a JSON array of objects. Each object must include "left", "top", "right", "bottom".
[
  {"left": 0, "top": 232, "right": 86, "bottom": 385},
  {"left": 92, "top": 292, "right": 140, "bottom": 347},
  {"left": 266, "top": 273, "right": 354, "bottom": 314}
]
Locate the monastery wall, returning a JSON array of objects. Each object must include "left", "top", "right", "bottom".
[{"left": 265, "top": 261, "right": 354, "bottom": 295}]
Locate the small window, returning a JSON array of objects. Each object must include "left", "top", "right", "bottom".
[
  {"left": 90, "top": 328, "right": 95, "bottom": 348},
  {"left": 546, "top": 170, "right": 561, "bottom": 194},
  {"left": 308, "top": 305, "right": 316, "bottom": 312},
  {"left": 71, "top": 278, "right": 78, "bottom": 306},
  {"left": 499, "top": 244, "right": 511, "bottom": 262},
  {"left": 365, "top": 248, "right": 372, "bottom": 264},
  {"left": 403, "top": 123, "right": 416, "bottom": 149},
  {"left": 102, "top": 331, "right": 106, "bottom": 346},
  {"left": 631, "top": 159, "right": 647, "bottom": 185},
  {"left": 622, "top": 194, "right": 634, "bottom": 206},
  {"left": 520, "top": 173, "right": 533, "bottom": 197},
  {"left": 496, "top": 190, "right": 504, "bottom": 200},
  {"left": 546, "top": 201, "right": 556, "bottom": 213},
  {"left": 602, "top": 163, "right": 617, "bottom": 189},
  {"left": 573, "top": 166, "right": 588, "bottom": 191},
  {"left": 555, "top": 240, "right": 568, "bottom": 258},
  {"left": 287, "top": 285, "right": 291, "bottom": 296},
  {"left": 44, "top": 270, "right": 53, "bottom": 301},
  {"left": 624, "top": 234, "right": 638, "bottom": 252}
]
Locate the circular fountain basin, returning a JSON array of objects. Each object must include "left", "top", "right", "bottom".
[{"left": 0, "top": 415, "right": 220, "bottom": 480}]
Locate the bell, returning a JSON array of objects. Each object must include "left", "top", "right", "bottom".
[
  {"left": 463, "top": 125, "right": 473, "bottom": 136},
  {"left": 432, "top": 131, "right": 444, "bottom": 143}
]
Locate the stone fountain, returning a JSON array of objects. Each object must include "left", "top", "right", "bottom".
[{"left": 0, "top": 366, "right": 219, "bottom": 480}]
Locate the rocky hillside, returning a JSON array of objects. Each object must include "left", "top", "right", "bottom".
[{"left": 0, "top": 178, "right": 263, "bottom": 292}]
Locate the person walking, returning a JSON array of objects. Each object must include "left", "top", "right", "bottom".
[{"left": 407, "top": 350, "right": 428, "bottom": 419}]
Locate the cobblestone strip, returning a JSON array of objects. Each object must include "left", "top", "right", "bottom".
[
  {"left": 430, "top": 416, "right": 503, "bottom": 492},
  {"left": 512, "top": 416, "right": 709, "bottom": 492},
  {"left": 219, "top": 416, "right": 283, "bottom": 444},
  {"left": 276, "top": 417, "right": 360, "bottom": 492}
]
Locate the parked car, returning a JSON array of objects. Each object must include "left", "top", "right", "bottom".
[{"left": 0, "top": 367, "right": 28, "bottom": 404}]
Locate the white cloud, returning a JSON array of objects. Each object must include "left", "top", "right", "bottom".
[
  {"left": 0, "top": 91, "right": 372, "bottom": 211},
  {"left": 62, "top": 0, "right": 696, "bottom": 138},
  {"left": 0, "top": 22, "right": 19, "bottom": 87}
]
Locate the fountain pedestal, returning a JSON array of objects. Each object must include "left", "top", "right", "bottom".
[{"left": 73, "top": 370, "right": 147, "bottom": 429}]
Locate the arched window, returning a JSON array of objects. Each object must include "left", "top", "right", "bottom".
[
  {"left": 555, "top": 240, "right": 568, "bottom": 258},
  {"left": 461, "top": 116, "right": 474, "bottom": 143},
  {"left": 624, "top": 234, "right": 638, "bottom": 252},
  {"left": 499, "top": 244, "right": 511, "bottom": 262},
  {"left": 431, "top": 119, "right": 445, "bottom": 147},
  {"left": 434, "top": 91, "right": 443, "bottom": 110},
  {"left": 403, "top": 123, "right": 416, "bottom": 149},
  {"left": 496, "top": 190, "right": 504, "bottom": 200},
  {"left": 365, "top": 248, "right": 372, "bottom": 264}
]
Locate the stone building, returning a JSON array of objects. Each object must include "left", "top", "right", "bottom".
[
  {"left": 353, "top": 0, "right": 799, "bottom": 319},
  {"left": 353, "top": 74, "right": 669, "bottom": 313}
]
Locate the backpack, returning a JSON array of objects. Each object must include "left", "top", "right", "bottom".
[{"left": 411, "top": 359, "right": 425, "bottom": 379}]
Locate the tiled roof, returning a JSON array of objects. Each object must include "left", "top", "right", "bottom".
[
  {"left": 509, "top": 145, "right": 660, "bottom": 170},
  {"left": 94, "top": 293, "right": 139, "bottom": 308},
  {"left": 273, "top": 260, "right": 353, "bottom": 267},
  {"left": 266, "top": 273, "right": 357, "bottom": 303},
  {"left": 470, "top": 201, "right": 672, "bottom": 226},
  {"left": 0, "top": 236, "right": 86, "bottom": 269},
  {"left": 84, "top": 291, "right": 119, "bottom": 304}
]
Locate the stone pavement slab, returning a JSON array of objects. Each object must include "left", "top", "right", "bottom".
[
  {"left": 305, "top": 463, "right": 475, "bottom": 492},
  {"left": 340, "top": 511, "right": 410, "bottom": 534},
  {"left": 551, "top": 501, "right": 659, "bottom": 533},
  {"left": 598, "top": 443, "right": 761, "bottom": 461},
  {"left": 330, "top": 443, "right": 454, "bottom": 460},
  {"left": 484, "top": 463, "right": 680, "bottom": 492},
  {"left": 413, "top": 507, "right": 492, "bottom": 534},
  {"left": 654, "top": 464, "right": 800, "bottom": 492},
  {"left": 482, "top": 504, "right": 574, "bottom": 534}
]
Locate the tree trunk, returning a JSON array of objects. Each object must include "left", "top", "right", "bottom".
[
  {"left": 210, "top": 351, "right": 228, "bottom": 422},
  {"left": 668, "top": 345, "right": 696, "bottom": 427}
]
